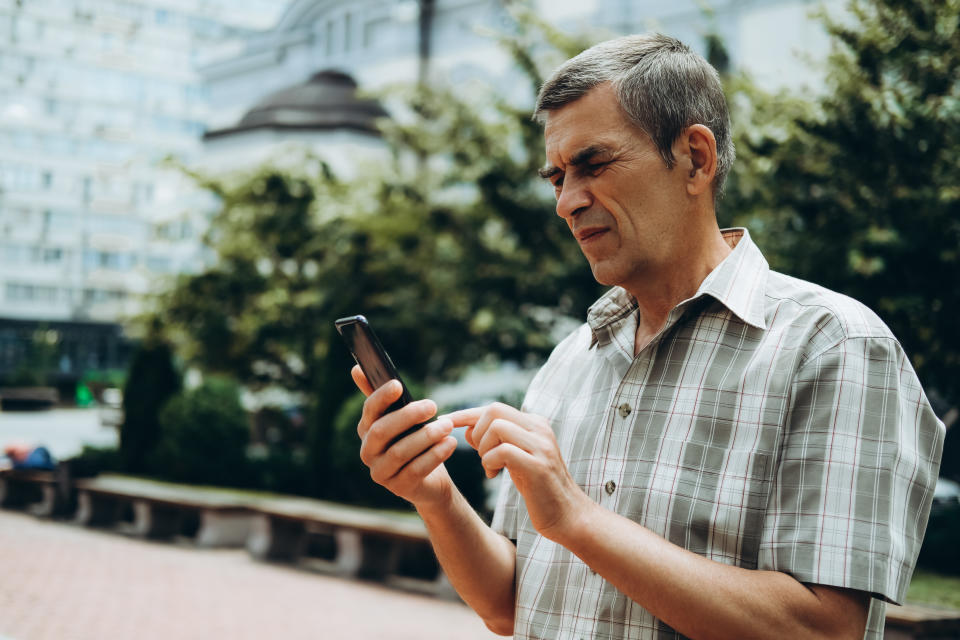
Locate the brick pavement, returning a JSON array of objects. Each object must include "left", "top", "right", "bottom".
[{"left": 0, "top": 510, "right": 504, "bottom": 640}]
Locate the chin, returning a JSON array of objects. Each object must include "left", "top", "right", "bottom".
[{"left": 589, "top": 263, "right": 619, "bottom": 287}]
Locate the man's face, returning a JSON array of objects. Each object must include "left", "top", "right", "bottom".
[{"left": 541, "top": 84, "right": 690, "bottom": 290}]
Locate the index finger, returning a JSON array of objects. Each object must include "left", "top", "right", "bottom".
[
  {"left": 441, "top": 406, "right": 485, "bottom": 428},
  {"left": 351, "top": 365, "right": 375, "bottom": 396}
]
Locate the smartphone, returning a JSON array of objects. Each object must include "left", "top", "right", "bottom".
[{"left": 335, "top": 315, "right": 424, "bottom": 443}]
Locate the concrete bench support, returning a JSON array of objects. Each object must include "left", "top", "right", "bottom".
[
  {"left": 132, "top": 499, "right": 183, "bottom": 539},
  {"left": 247, "top": 505, "right": 454, "bottom": 598},
  {"left": 28, "top": 484, "right": 58, "bottom": 517},
  {"left": 197, "top": 509, "right": 255, "bottom": 548},
  {"left": 75, "top": 490, "right": 123, "bottom": 527},
  {"left": 247, "top": 514, "right": 307, "bottom": 561}
]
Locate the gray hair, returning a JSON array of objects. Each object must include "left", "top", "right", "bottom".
[{"left": 535, "top": 34, "right": 735, "bottom": 199}]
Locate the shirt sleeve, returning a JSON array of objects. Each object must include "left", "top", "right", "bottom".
[{"left": 757, "top": 335, "right": 944, "bottom": 604}]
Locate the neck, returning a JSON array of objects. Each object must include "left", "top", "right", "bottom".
[{"left": 625, "top": 224, "right": 732, "bottom": 354}]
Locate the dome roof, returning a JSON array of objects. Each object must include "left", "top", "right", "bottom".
[{"left": 204, "top": 70, "right": 388, "bottom": 140}]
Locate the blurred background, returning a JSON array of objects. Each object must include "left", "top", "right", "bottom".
[{"left": 0, "top": 0, "right": 958, "bottom": 635}]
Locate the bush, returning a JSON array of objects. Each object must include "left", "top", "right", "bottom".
[
  {"left": 69, "top": 445, "right": 124, "bottom": 478},
  {"left": 121, "top": 341, "right": 181, "bottom": 473},
  {"left": 150, "top": 376, "right": 250, "bottom": 487},
  {"left": 247, "top": 444, "right": 309, "bottom": 495}
]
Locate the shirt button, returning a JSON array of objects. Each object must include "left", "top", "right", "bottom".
[
  {"left": 605, "top": 480, "right": 616, "bottom": 495},
  {"left": 618, "top": 403, "right": 632, "bottom": 418}
]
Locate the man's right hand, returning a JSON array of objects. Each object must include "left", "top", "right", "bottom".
[{"left": 352, "top": 365, "right": 458, "bottom": 508}]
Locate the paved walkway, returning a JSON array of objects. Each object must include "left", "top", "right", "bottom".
[{"left": 0, "top": 510, "right": 504, "bottom": 640}]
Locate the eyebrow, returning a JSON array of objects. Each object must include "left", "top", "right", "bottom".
[{"left": 537, "top": 145, "right": 611, "bottom": 181}]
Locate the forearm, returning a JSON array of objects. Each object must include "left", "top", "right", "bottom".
[
  {"left": 416, "top": 482, "right": 516, "bottom": 635},
  {"left": 557, "top": 498, "right": 866, "bottom": 640}
]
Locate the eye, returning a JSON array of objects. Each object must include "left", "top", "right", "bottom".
[{"left": 585, "top": 161, "right": 609, "bottom": 175}]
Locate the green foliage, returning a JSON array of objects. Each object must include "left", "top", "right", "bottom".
[
  {"left": 907, "top": 569, "right": 960, "bottom": 607},
  {"left": 5, "top": 328, "right": 59, "bottom": 387},
  {"left": 246, "top": 444, "right": 309, "bottom": 496},
  {"left": 724, "top": 0, "right": 960, "bottom": 406},
  {"left": 146, "top": 13, "right": 605, "bottom": 499},
  {"left": 69, "top": 445, "right": 124, "bottom": 479},
  {"left": 120, "top": 340, "right": 181, "bottom": 473},
  {"left": 150, "top": 377, "right": 250, "bottom": 486}
]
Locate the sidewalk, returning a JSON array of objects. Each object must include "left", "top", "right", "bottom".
[{"left": 0, "top": 510, "right": 503, "bottom": 640}]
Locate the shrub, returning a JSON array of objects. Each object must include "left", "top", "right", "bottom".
[
  {"left": 150, "top": 376, "right": 250, "bottom": 487},
  {"left": 69, "top": 445, "right": 124, "bottom": 478},
  {"left": 120, "top": 341, "right": 181, "bottom": 473}
]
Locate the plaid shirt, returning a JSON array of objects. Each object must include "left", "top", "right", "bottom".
[{"left": 492, "top": 228, "right": 944, "bottom": 639}]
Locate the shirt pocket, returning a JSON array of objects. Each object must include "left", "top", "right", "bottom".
[{"left": 622, "top": 438, "right": 774, "bottom": 568}]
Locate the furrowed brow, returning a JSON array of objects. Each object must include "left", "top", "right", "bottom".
[
  {"left": 538, "top": 145, "right": 612, "bottom": 181},
  {"left": 569, "top": 145, "right": 609, "bottom": 167},
  {"left": 538, "top": 165, "right": 561, "bottom": 181}
]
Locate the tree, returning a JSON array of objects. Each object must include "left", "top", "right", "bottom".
[
  {"left": 723, "top": 0, "right": 960, "bottom": 409},
  {"left": 120, "top": 337, "right": 181, "bottom": 473},
  {"left": 146, "top": 11, "right": 604, "bottom": 501}
]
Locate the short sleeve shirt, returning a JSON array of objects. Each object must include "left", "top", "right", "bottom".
[{"left": 491, "top": 228, "right": 944, "bottom": 640}]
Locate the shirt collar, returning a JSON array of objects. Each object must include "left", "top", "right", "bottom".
[
  {"left": 696, "top": 228, "right": 769, "bottom": 330},
  {"left": 587, "top": 227, "right": 769, "bottom": 346}
]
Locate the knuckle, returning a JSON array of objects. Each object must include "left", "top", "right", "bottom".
[
  {"left": 385, "top": 444, "right": 405, "bottom": 467},
  {"left": 370, "top": 464, "right": 388, "bottom": 485},
  {"left": 359, "top": 443, "right": 374, "bottom": 467}
]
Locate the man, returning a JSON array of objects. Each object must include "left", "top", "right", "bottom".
[{"left": 351, "top": 34, "right": 944, "bottom": 639}]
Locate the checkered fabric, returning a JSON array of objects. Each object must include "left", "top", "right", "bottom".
[{"left": 492, "top": 228, "right": 944, "bottom": 639}]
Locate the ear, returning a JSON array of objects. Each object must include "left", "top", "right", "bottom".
[{"left": 677, "top": 124, "right": 717, "bottom": 197}]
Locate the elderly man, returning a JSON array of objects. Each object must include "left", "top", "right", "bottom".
[{"left": 350, "top": 34, "right": 943, "bottom": 639}]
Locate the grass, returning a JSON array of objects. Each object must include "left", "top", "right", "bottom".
[{"left": 906, "top": 569, "right": 960, "bottom": 610}]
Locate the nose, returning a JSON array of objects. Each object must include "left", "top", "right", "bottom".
[{"left": 555, "top": 175, "right": 592, "bottom": 221}]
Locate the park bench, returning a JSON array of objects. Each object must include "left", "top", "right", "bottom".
[
  {"left": 0, "top": 468, "right": 71, "bottom": 517},
  {"left": 245, "top": 496, "right": 454, "bottom": 597},
  {"left": 0, "top": 386, "right": 59, "bottom": 410},
  {"left": 885, "top": 602, "right": 960, "bottom": 640},
  {"left": 73, "top": 474, "right": 255, "bottom": 547}
]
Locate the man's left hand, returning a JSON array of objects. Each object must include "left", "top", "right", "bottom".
[{"left": 444, "top": 403, "right": 590, "bottom": 542}]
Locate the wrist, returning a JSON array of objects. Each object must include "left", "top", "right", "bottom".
[
  {"left": 412, "top": 466, "right": 456, "bottom": 518},
  {"left": 542, "top": 488, "right": 597, "bottom": 549}
]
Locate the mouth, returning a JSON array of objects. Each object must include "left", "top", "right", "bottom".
[{"left": 574, "top": 227, "right": 609, "bottom": 243}]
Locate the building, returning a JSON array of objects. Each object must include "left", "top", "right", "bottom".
[
  {"left": 202, "top": 69, "right": 390, "bottom": 179},
  {"left": 200, "top": 0, "right": 844, "bottom": 143},
  {"left": 0, "top": 0, "right": 844, "bottom": 384},
  {"left": 0, "top": 0, "right": 282, "bottom": 381}
]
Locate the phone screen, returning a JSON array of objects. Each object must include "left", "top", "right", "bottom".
[
  {"left": 337, "top": 315, "right": 400, "bottom": 390},
  {"left": 335, "top": 315, "right": 422, "bottom": 439}
]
